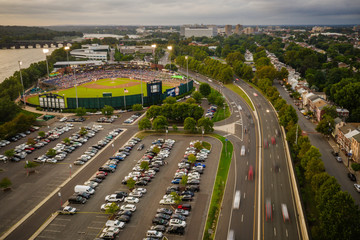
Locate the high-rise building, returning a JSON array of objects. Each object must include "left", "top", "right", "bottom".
[
  {"left": 225, "top": 25, "right": 232, "bottom": 36},
  {"left": 234, "top": 24, "right": 243, "bottom": 35},
  {"left": 181, "top": 24, "right": 218, "bottom": 38},
  {"left": 243, "top": 27, "right": 254, "bottom": 35}
]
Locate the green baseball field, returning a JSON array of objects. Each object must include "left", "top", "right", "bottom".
[{"left": 27, "top": 78, "right": 176, "bottom": 105}]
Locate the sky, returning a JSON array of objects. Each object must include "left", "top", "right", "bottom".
[{"left": 0, "top": 0, "right": 359, "bottom": 26}]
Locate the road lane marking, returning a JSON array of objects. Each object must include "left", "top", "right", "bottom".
[
  {"left": 241, "top": 214, "right": 244, "bottom": 222},
  {"left": 245, "top": 176, "right": 248, "bottom": 181},
  {"left": 244, "top": 192, "right": 246, "bottom": 199},
  {"left": 274, "top": 228, "right": 277, "bottom": 236},
  {"left": 286, "top": 229, "right": 288, "bottom": 237}
]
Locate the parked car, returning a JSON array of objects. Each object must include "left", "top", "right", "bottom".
[
  {"left": 166, "top": 226, "right": 185, "bottom": 235},
  {"left": 57, "top": 206, "right": 77, "bottom": 215},
  {"left": 120, "top": 204, "right": 136, "bottom": 212},
  {"left": 155, "top": 213, "right": 171, "bottom": 220},
  {"left": 177, "top": 204, "right": 192, "bottom": 211},
  {"left": 124, "top": 197, "right": 139, "bottom": 203},
  {"left": 348, "top": 173, "right": 357, "bottom": 182},
  {"left": 157, "top": 208, "right": 173, "bottom": 215},
  {"left": 68, "top": 196, "right": 87, "bottom": 204},
  {"left": 152, "top": 217, "right": 169, "bottom": 225},
  {"left": 169, "top": 219, "right": 186, "bottom": 227}
]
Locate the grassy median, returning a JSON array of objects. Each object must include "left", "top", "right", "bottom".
[
  {"left": 225, "top": 83, "right": 254, "bottom": 111},
  {"left": 203, "top": 134, "right": 233, "bottom": 240}
]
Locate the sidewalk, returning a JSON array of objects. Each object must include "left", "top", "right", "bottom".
[{"left": 24, "top": 105, "right": 74, "bottom": 117}]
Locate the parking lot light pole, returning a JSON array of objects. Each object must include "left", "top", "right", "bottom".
[
  {"left": 185, "top": 55, "right": 189, "bottom": 92},
  {"left": 64, "top": 46, "right": 70, "bottom": 70},
  {"left": 167, "top": 46, "right": 172, "bottom": 71},
  {"left": 151, "top": 44, "right": 157, "bottom": 64},
  {"left": 18, "top": 61, "right": 26, "bottom": 107},
  {"left": 42, "top": 48, "right": 50, "bottom": 79}
]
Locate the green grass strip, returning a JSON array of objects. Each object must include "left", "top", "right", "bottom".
[
  {"left": 203, "top": 134, "right": 233, "bottom": 240},
  {"left": 225, "top": 83, "right": 254, "bottom": 111},
  {"left": 19, "top": 109, "right": 42, "bottom": 118},
  {"left": 212, "top": 105, "right": 231, "bottom": 122}
]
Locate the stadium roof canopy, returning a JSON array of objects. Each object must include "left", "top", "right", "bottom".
[{"left": 54, "top": 61, "right": 104, "bottom": 68}]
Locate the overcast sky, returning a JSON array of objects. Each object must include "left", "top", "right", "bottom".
[{"left": 0, "top": 0, "right": 359, "bottom": 26}]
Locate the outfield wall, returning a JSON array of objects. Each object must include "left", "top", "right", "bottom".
[{"left": 66, "top": 81, "right": 193, "bottom": 109}]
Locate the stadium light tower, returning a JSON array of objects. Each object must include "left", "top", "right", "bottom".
[
  {"left": 167, "top": 46, "right": 172, "bottom": 71},
  {"left": 64, "top": 46, "right": 70, "bottom": 68},
  {"left": 151, "top": 44, "right": 157, "bottom": 64},
  {"left": 18, "top": 61, "right": 26, "bottom": 108},
  {"left": 185, "top": 55, "right": 189, "bottom": 92},
  {"left": 43, "top": 48, "right": 50, "bottom": 79}
]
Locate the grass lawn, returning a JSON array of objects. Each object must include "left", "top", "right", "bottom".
[
  {"left": 19, "top": 109, "right": 42, "bottom": 118},
  {"left": 212, "top": 105, "right": 231, "bottom": 122},
  {"left": 27, "top": 78, "right": 174, "bottom": 106},
  {"left": 203, "top": 134, "right": 233, "bottom": 240},
  {"left": 225, "top": 83, "right": 254, "bottom": 111}
]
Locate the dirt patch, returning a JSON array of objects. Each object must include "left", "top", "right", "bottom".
[{"left": 85, "top": 81, "right": 140, "bottom": 89}]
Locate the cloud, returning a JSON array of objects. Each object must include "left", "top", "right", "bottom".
[{"left": 0, "top": 0, "right": 358, "bottom": 25}]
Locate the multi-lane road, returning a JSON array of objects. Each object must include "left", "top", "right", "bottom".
[{"left": 180, "top": 67, "right": 304, "bottom": 240}]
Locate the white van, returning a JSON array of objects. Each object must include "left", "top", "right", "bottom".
[
  {"left": 74, "top": 185, "right": 95, "bottom": 195},
  {"left": 241, "top": 146, "right": 246, "bottom": 156}
]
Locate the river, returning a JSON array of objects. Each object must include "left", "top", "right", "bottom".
[{"left": 0, "top": 48, "right": 56, "bottom": 83}]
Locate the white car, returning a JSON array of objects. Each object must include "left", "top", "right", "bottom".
[
  {"left": 102, "top": 226, "right": 121, "bottom": 235},
  {"left": 175, "top": 209, "right": 189, "bottom": 216},
  {"left": 129, "top": 191, "right": 143, "bottom": 198},
  {"left": 133, "top": 188, "right": 147, "bottom": 194},
  {"left": 105, "top": 194, "right": 124, "bottom": 202},
  {"left": 105, "top": 220, "right": 125, "bottom": 229},
  {"left": 101, "top": 203, "right": 119, "bottom": 211},
  {"left": 120, "top": 204, "right": 136, "bottom": 212},
  {"left": 146, "top": 230, "right": 163, "bottom": 238},
  {"left": 159, "top": 198, "right": 175, "bottom": 205},
  {"left": 124, "top": 197, "right": 139, "bottom": 203},
  {"left": 354, "top": 184, "right": 360, "bottom": 193},
  {"left": 169, "top": 219, "right": 186, "bottom": 227}
]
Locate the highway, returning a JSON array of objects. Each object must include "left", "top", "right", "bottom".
[{"left": 180, "top": 67, "right": 303, "bottom": 240}]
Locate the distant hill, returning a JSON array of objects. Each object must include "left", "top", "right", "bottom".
[{"left": 0, "top": 25, "right": 82, "bottom": 44}]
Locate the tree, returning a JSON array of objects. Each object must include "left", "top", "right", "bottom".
[
  {"left": 301, "top": 146, "right": 322, "bottom": 170},
  {"left": 104, "top": 202, "right": 120, "bottom": 215},
  {"left": 102, "top": 105, "right": 114, "bottom": 117},
  {"left": 126, "top": 178, "right": 136, "bottom": 190},
  {"left": 315, "top": 115, "right": 335, "bottom": 137},
  {"left": 152, "top": 146, "right": 160, "bottom": 155},
  {"left": 311, "top": 172, "right": 331, "bottom": 193},
  {"left": 215, "top": 96, "right": 225, "bottom": 108},
  {"left": 180, "top": 175, "right": 188, "bottom": 189},
  {"left": 188, "top": 154, "right": 197, "bottom": 165},
  {"left": 322, "top": 105, "right": 337, "bottom": 119},
  {"left": 152, "top": 116, "right": 168, "bottom": 131},
  {"left": 75, "top": 107, "right": 86, "bottom": 117},
  {"left": 197, "top": 117, "right": 214, "bottom": 133},
  {"left": 192, "top": 91, "right": 203, "bottom": 103},
  {"left": 279, "top": 105, "right": 298, "bottom": 127},
  {"left": 163, "top": 96, "right": 176, "bottom": 104},
  {"left": 24, "top": 161, "right": 38, "bottom": 169},
  {"left": 27, "top": 137, "right": 36, "bottom": 146},
  {"left": 38, "top": 131, "right": 45, "bottom": 138},
  {"left": 79, "top": 127, "right": 87, "bottom": 136},
  {"left": 63, "top": 137, "right": 71, "bottom": 145},
  {"left": 207, "top": 92, "right": 218, "bottom": 104},
  {"left": 184, "top": 117, "right": 197, "bottom": 133},
  {"left": 226, "top": 52, "right": 245, "bottom": 66},
  {"left": 199, "top": 83, "right": 211, "bottom": 97},
  {"left": 194, "top": 142, "right": 203, "bottom": 150},
  {"left": 278, "top": 67, "right": 289, "bottom": 80},
  {"left": 46, "top": 148, "right": 57, "bottom": 157},
  {"left": 305, "top": 158, "right": 325, "bottom": 182},
  {"left": 0, "top": 177, "right": 12, "bottom": 190},
  {"left": 170, "top": 192, "right": 182, "bottom": 205},
  {"left": 351, "top": 163, "right": 360, "bottom": 172},
  {"left": 140, "top": 161, "right": 149, "bottom": 172},
  {"left": 4, "top": 149, "right": 15, "bottom": 159},
  {"left": 146, "top": 105, "right": 162, "bottom": 119},
  {"left": 173, "top": 124, "right": 178, "bottom": 131},
  {"left": 132, "top": 104, "right": 143, "bottom": 111},
  {"left": 138, "top": 117, "right": 152, "bottom": 130},
  {"left": 185, "top": 98, "right": 196, "bottom": 104}
]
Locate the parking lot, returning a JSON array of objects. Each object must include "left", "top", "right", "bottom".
[
  {"left": 0, "top": 112, "right": 141, "bottom": 237},
  {"left": 35, "top": 135, "right": 221, "bottom": 240}
]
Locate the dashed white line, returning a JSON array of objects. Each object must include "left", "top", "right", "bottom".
[
  {"left": 274, "top": 228, "right": 277, "bottom": 236},
  {"left": 241, "top": 214, "right": 244, "bottom": 222}
]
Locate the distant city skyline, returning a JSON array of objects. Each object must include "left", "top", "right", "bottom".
[{"left": 0, "top": 0, "right": 359, "bottom": 26}]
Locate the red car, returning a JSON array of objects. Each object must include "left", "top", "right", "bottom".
[
  {"left": 177, "top": 204, "right": 192, "bottom": 211},
  {"left": 266, "top": 199, "right": 272, "bottom": 221},
  {"left": 271, "top": 137, "right": 276, "bottom": 145},
  {"left": 25, "top": 147, "right": 35, "bottom": 151},
  {"left": 96, "top": 171, "right": 108, "bottom": 176}
]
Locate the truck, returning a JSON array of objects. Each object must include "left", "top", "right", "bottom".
[{"left": 74, "top": 185, "right": 95, "bottom": 195}]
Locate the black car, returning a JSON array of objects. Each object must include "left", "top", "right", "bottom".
[
  {"left": 75, "top": 192, "right": 91, "bottom": 199},
  {"left": 181, "top": 195, "right": 193, "bottom": 201},
  {"left": 157, "top": 208, "right": 173, "bottom": 215},
  {"left": 68, "top": 196, "right": 87, "bottom": 204},
  {"left": 188, "top": 179, "right": 200, "bottom": 185},
  {"left": 135, "top": 180, "right": 148, "bottom": 186},
  {"left": 348, "top": 173, "right": 357, "bottom": 182},
  {"left": 166, "top": 226, "right": 185, "bottom": 235},
  {"left": 155, "top": 213, "right": 171, "bottom": 220},
  {"left": 116, "top": 215, "right": 130, "bottom": 222},
  {"left": 116, "top": 210, "right": 132, "bottom": 217},
  {"left": 149, "top": 167, "right": 160, "bottom": 172},
  {"left": 90, "top": 177, "right": 103, "bottom": 183},
  {"left": 152, "top": 217, "right": 169, "bottom": 225},
  {"left": 171, "top": 214, "right": 186, "bottom": 221},
  {"left": 181, "top": 191, "right": 195, "bottom": 197},
  {"left": 331, "top": 151, "right": 339, "bottom": 156},
  {"left": 114, "top": 191, "right": 128, "bottom": 198},
  {"left": 98, "top": 166, "right": 115, "bottom": 173}
]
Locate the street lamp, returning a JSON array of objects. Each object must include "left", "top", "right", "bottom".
[
  {"left": 151, "top": 44, "right": 157, "bottom": 64},
  {"left": 64, "top": 46, "right": 70, "bottom": 69},
  {"left": 18, "top": 61, "right": 26, "bottom": 108},
  {"left": 185, "top": 55, "right": 189, "bottom": 92},
  {"left": 167, "top": 46, "right": 172, "bottom": 71},
  {"left": 43, "top": 48, "right": 50, "bottom": 79}
]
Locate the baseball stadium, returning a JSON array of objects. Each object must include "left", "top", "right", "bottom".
[{"left": 26, "top": 63, "right": 193, "bottom": 110}]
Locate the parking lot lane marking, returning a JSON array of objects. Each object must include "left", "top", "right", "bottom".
[
  {"left": 54, "top": 218, "right": 71, "bottom": 221},
  {"left": 47, "top": 224, "right": 65, "bottom": 227},
  {"left": 87, "top": 227, "right": 103, "bottom": 230},
  {"left": 36, "top": 235, "right": 55, "bottom": 239},
  {"left": 43, "top": 229, "right": 61, "bottom": 233},
  {"left": 90, "top": 221, "right": 106, "bottom": 224}
]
